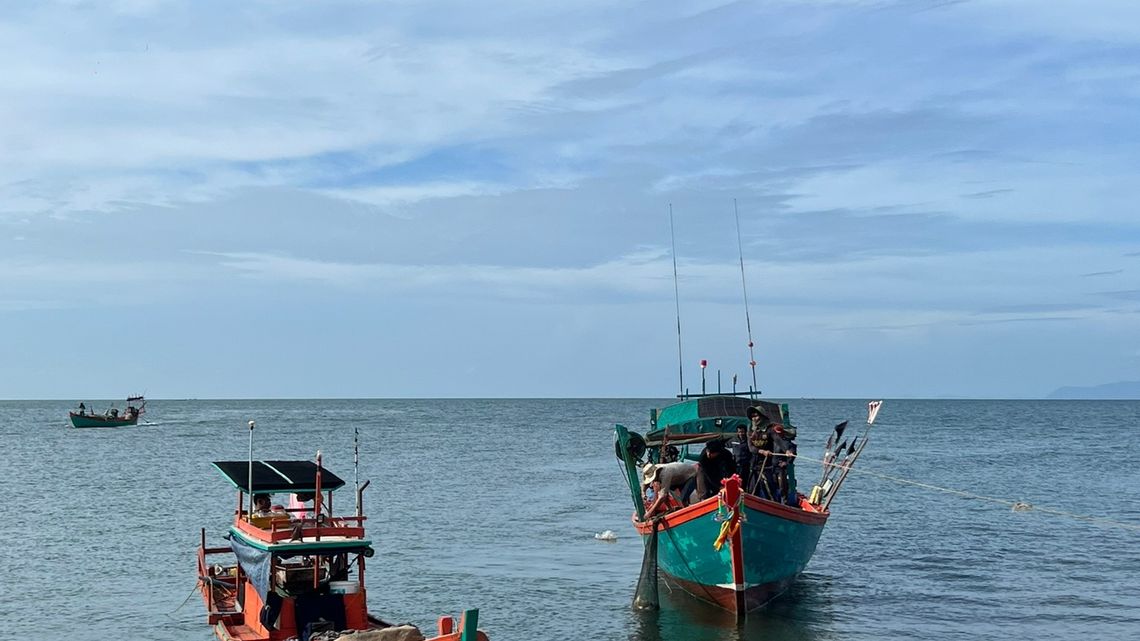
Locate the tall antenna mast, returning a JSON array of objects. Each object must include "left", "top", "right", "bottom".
[
  {"left": 734, "top": 199, "right": 759, "bottom": 394},
  {"left": 669, "top": 204, "right": 684, "bottom": 397},
  {"left": 353, "top": 424, "right": 360, "bottom": 515}
]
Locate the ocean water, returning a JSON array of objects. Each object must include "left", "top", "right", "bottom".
[{"left": 3, "top": 399, "right": 1139, "bottom": 641}]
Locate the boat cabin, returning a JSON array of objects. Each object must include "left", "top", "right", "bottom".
[
  {"left": 647, "top": 396, "right": 789, "bottom": 452},
  {"left": 615, "top": 395, "right": 810, "bottom": 520}
]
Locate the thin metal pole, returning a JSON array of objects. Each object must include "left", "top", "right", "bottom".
[
  {"left": 354, "top": 425, "right": 360, "bottom": 516},
  {"left": 669, "top": 204, "right": 684, "bottom": 397},
  {"left": 247, "top": 420, "right": 255, "bottom": 520},
  {"left": 734, "top": 199, "right": 759, "bottom": 394}
]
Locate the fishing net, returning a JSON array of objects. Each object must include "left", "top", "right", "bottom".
[{"left": 632, "top": 526, "right": 659, "bottom": 610}]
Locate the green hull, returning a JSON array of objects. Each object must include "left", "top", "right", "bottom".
[
  {"left": 615, "top": 396, "right": 832, "bottom": 615},
  {"left": 69, "top": 413, "right": 138, "bottom": 428},
  {"left": 642, "top": 495, "right": 827, "bottom": 613}
]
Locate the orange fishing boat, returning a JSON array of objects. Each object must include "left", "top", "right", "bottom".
[{"left": 197, "top": 429, "right": 488, "bottom": 641}]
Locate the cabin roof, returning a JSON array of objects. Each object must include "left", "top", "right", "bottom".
[
  {"left": 646, "top": 396, "right": 789, "bottom": 443},
  {"left": 212, "top": 460, "right": 346, "bottom": 493}
]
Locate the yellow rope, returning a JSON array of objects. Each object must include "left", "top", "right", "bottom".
[{"left": 793, "top": 453, "right": 1140, "bottom": 532}]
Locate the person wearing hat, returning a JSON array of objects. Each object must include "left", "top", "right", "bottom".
[
  {"left": 745, "top": 407, "right": 768, "bottom": 454},
  {"left": 749, "top": 425, "right": 776, "bottom": 499},
  {"left": 643, "top": 459, "right": 698, "bottom": 505},
  {"left": 770, "top": 424, "right": 799, "bottom": 506},
  {"left": 641, "top": 463, "right": 661, "bottom": 502},
  {"left": 641, "top": 464, "right": 683, "bottom": 517}
]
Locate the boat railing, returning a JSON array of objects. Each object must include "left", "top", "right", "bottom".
[
  {"left": 234, "top": 514, "right": 368, "bottom": 542},
  {"left": 198, "top": 528, "right": 239, "bottom": 623}
]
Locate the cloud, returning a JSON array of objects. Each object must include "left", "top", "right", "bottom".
[
  {"left": 1093, "top": 290, "right": 1140, "bottom": 302},
  {"left": 978, "top": 303, "right": 1099, "bottom": 314},
  {"left": 2, "top": 0, "right": 1140, "bottom": 398},
  {"left": 961, "top": 189, "right": 1014, "bottom": 199}
]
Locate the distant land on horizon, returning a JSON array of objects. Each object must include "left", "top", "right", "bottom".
[{"left": 1047, "top": 381, "right": 1140, "bottom": 400}]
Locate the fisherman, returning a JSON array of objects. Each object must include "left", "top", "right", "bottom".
[
  {"left": 688, "top": 438, "right": 736, "bottom": 504},
  {"left": 770, "top": 424, "right": 799, "bottom": 507},
  {"left": 642, "top": 468, "right": 683, "bottom": 517},
  {"left": 78, "top": 402, "right": 86, "bottom": 416},
  {"left": 749, "top": 425, "right": 777, "bottom": 500},
  {"left": 642, "top": 461, "right": 698, "bottom": 504},
  {"left": 252, "top": 493, "right": 289, "bottom": 518},
  {"left": 732, "top": 423, "right": 753, "bottom": 492}
]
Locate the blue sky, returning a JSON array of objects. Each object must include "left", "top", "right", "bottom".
[{"left": 1, "top": 0, "right": 1138, "bottom": 399}]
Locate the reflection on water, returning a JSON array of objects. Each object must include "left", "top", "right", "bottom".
[{"left": 630, "top": 573, "right": 838, "bottom": 641}]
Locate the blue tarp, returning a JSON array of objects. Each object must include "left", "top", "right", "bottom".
[{"left": 230, "top": 534, "right": 271, "bottom": 600}]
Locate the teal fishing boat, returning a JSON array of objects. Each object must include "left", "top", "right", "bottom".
[
  {"left": 616, "top": 203, "right": 881, "bottom": 615},
  {"left": 68, "top": 395, "right": 145, "bottom": 428},
  {"left": 614, "top": 395, "right": 879, "bottom": 615}
]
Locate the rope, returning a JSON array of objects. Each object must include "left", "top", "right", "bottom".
[
  {"left": 793, "top": 452, "right": 1140, "bottom": 532},
  {"left": 166, "top": 579, "right": 204, "bottom": 619}
]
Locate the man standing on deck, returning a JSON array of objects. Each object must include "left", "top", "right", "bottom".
[
  {"left": 771, "top": 424, "right": 799, "bottom": 506},
  {"left": 732, "top": 424, "right": 753, "bottom": 492},
  {"left": 749, "top": 425, "right": 776, "bottom": 499}
]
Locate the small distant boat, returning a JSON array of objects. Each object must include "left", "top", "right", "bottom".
[
  {"left": 68, "top": 395, "right": 145, "bottom": 428},
  {"left": 198, "top": 441, "right": 489, "bottom": 641}
]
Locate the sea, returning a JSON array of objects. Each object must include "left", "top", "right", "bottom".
[{"left": 3, "top": 398, "right": 1139, "bottom": 641}]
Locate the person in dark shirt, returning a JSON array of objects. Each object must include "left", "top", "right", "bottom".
[
  {"left": 732, "top": 424, "right": 753, "bottom": 492},
  {"left": 690, "top": 437, "right": 736, "bottom": 503},
  {"left": 749, "top": 425, "right": 776, "bottom": 499},
  {"left": 771, "top": 424, "right": 799, "bottom": 506}
]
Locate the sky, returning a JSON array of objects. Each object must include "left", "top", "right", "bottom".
[{"left": 1, "top": 0, "right": 1138, "bottom": 399}]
